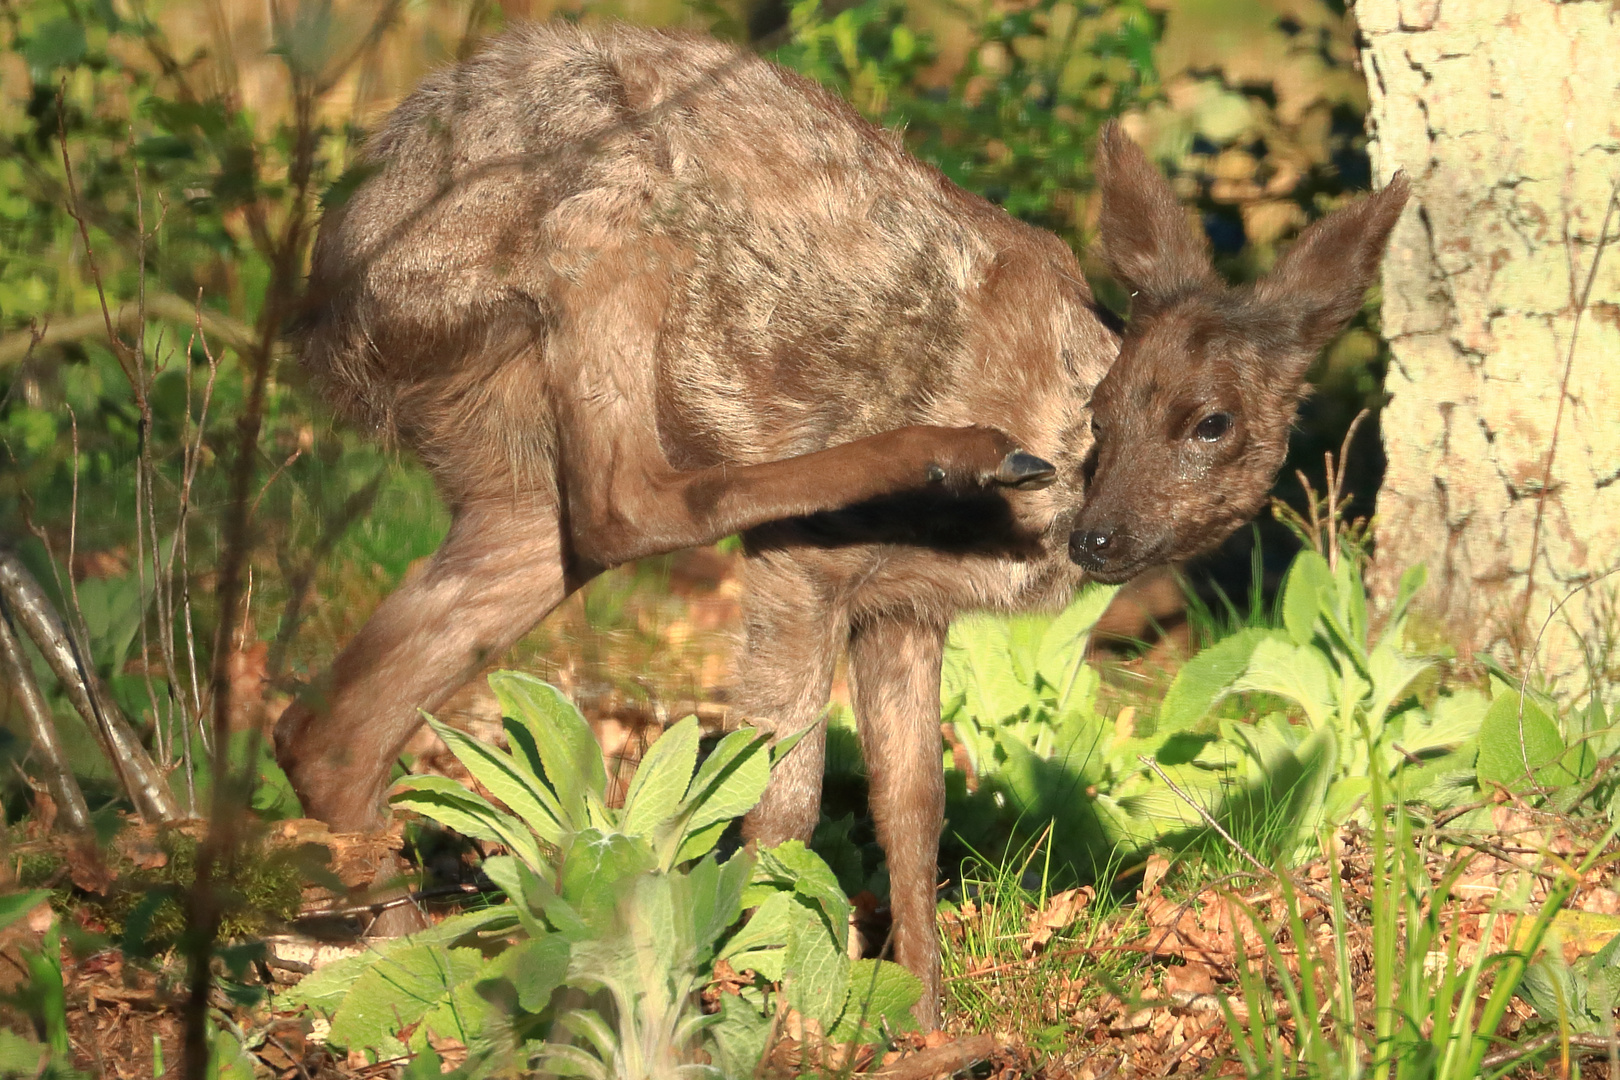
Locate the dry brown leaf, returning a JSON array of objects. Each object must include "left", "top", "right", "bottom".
[{"left": 1025, "top": 886, "right": 1095, "bottom": 954}]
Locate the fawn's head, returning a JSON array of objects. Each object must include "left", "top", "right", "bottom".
[{"left": 1069, "top": 124, "right": 1409, "bottom": 583}]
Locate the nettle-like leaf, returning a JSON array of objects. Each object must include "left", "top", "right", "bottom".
[
  {"left": 327, "top": 944, "right": 486, "bottom": 1061},
  {"left": 945, "top": 613, "right": 1037, "bottom": 724}
]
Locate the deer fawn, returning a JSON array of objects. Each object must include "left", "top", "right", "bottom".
[{"left": 276, "top": 20, "right": 1408, "bottom": 1028}]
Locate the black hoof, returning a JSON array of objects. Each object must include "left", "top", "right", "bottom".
[{"left": 994, "top": 450, "right": 1057, "bottom": 489}]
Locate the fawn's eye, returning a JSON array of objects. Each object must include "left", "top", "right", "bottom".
[{"left": 1193, "top": 412, "right": 1232, "bottom": 442}]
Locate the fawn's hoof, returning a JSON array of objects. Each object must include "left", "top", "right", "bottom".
[{"left": 993, "top": 450, "right": 1057, "bottom": 489}]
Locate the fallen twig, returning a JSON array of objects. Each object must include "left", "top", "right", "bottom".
[{"left": 876, "top": 1034, "right": 1002, "bottom": 1080}]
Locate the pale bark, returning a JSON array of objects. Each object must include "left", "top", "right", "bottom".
[{"left": 1357, "top": 0, "right": 1620, "bottom": 691}]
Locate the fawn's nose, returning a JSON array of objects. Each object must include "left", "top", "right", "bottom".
[{"left": 1069, "top": 527, "right": 1117, "bottom": 569}]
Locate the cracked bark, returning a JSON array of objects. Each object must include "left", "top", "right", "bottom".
[{"left": 1357, "top": 0, "right": 1620, "bottom": 689}]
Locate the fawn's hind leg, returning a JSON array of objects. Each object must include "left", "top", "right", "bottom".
[
  {"left": 275, "top": 498, "right": 583, "bottom": 832},
  {"left": 847, "top": 612, "right": 949, "bottom": 1031}
]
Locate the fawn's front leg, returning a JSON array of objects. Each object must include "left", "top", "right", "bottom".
[{"left": 847, "top": 612, "right": 949, "bottom": 1031}]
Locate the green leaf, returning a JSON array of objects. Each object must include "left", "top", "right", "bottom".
[
  {"left": 489, "top": 672, "right": 607, "bottom": 831},
  {"left": 1476, "top": 689, "right": 1578, "bottom": 792},
  {"left": 1158, "top": 628, "right": 1272, "bottom": 728},
  {"left": 1281, "top": 551, "right": 1333, "bottom": 647},
  {"left": 1233, "top": 636, "right": 1338, "bottom": 728},
  {"left": 830, "top": 959, "right": 921, "bottom": 1042},
  {"left": 707, "top": 990, "right": 773, "bottom": 1078},
  {"left": 622, "top": 715, "right": 701, "bottom": 841},
  {"left": 721, "top": 890, "right": 796, "bottom": 980},
  {"left": 755, "top": 841, "right": 849, "bottom": 952},
  {"left": 24, "top": 18, "right": 86, "bottom": 73},
  {"left": 675, "top": 727, "right": 772, "bottom": 841},
  {"left": 1036, "top": 584, "right": 1117, "bottom": 712},
  {"left": 327, "top": 945, "right": 485, "bottom": 1058},
  {"left": 559, "top": 830, "right": 657, "bottom": 925},
  {"left": 389, "top": 774, "right": 546, "bottom": 870},
  {"left": 281, "top": 912, "right": 500, "bottom": 1016},
  {"left": 1387, "top": 563, "right": 1427, "bottom": 635},
  {"left": 1364, "top": 640, "right": 1436, "bottom": 730},
  {"left": 0, "top": 1030, "right": 43, "bottom": 1079},
  {"left": 785, "top": 894, "right": 849, "bottom": 1030},
  {"left": 479, "top": 933, "right": 570, "bottom": 1013},
  {"left": 421, "top": 717, "right": 567, "bottom": 850},
  {"left": 946, "top": 613, "right": 1035, "bottom": 723}
]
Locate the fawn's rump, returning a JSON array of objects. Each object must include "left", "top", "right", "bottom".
[{"left": 296, "top": 21, "right": 1025, "bottom": 499}]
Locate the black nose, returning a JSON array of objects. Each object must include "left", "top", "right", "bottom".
[{"left": 1069, "top": 527, "right": 1116, "bottom": 569}]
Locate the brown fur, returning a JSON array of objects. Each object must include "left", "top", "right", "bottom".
[{"left": 276, "top": 21, "right": 1408, "bottom": 1028}]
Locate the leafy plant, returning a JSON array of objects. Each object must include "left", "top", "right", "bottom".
[
  {"left": 1156, "top": 549, "right": 1486, "bottom": 858},
  {"left": 287, "top": 672, "right": 919, "bottom": 1077}
]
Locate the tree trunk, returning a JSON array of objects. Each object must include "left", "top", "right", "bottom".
[{"left": 1356, "top": 0, "right": 1620, "bottom": 692}]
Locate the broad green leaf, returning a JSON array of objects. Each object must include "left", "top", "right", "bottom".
[
  {"left": 756, "top": 841, "right": 849, "bottom": 951},
  {"left": 1398, "top": 688, "right": 1488, "bottom": 755},
  {"left": 1365, "top": 641, "right": 1437, "bottom": 729},
  {"left": 680, "top": 851, "right": 754, "bottom": 957},
  {"left": 1233, "top": 637, "right": 1338, "bottom": 728},
  {"left": 421, "top": 717, "right": 567, "bottom": 850},
  {"left": 1158, "top": 628, "right": 1273, "bottom": 728},
  {"left": 830, "top": 959, "right": 921, "bottom": 1042},
  {"left": 707, "top": 990, "right": 773, "bottom": 1078},
  {"left": 1036, "top": 584, "right": 1121, "bottom": 713},
  {"left": 945, "top": 613, "right": 1035, "bottom": 723},
  {"left": 1281, "top": 551, "right": 1333, "bottom": 647},
  {"left": 785, "top": 894, "right": 849, "bottom": 1030},
  {"left": 484, "top": 934, "right": 569, "bottom": 1014},
  {"left": 327, "top": 945, "right": 485, "bottom": 1058},
  {"left": 0, "top": 1030, "right": 43, "bottom": 1078},
  {"left": 1476, "top": 689, "right": 1578, "bottom": 792},
  {"left": 207, "top": 1021, "right": 257, "bottom": 1080},
  {"left": 282, "top": 911, "right": 503, "bottom": 1016},
  {"left": 623, "top": 715, "right": 700, "bottom": 841},
  {"left": 673, "top": 820, "right": 730, "bottom": 866},
  {"left": 721, "top": 890, "right": 797, "bottom": 980},
  {"left": 389, "top": 775, "right": 546, "bottom": 870},
  {"left": 559, "top": 829, "right": 657, "bottom": 925},
  {"left": 489, "top": 672, "right": 607, "bottom": 830}
]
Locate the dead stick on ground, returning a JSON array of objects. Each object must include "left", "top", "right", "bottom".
[{"left": 876, "top": 1034, "right": 1002, "bottom": 1080}]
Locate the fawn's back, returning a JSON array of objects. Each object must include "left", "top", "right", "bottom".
[{"left": 303, "top": 21, "right": 1111, "bottom": 537}]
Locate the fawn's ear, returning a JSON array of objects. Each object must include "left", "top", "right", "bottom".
[
  {"left": 1094, "top": 121, "right": 1215, "bottom": 307},
  {"left": 1254, "top": 173, "right": 1411, "bottom": 353}
]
